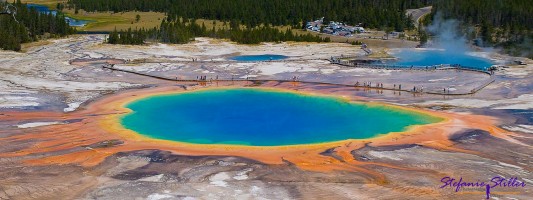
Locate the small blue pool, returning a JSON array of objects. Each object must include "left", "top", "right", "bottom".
[
  {"left": 230, "top": 54, "right": 288, "bottom": 61},
  {"left": 390, "top": 49, "right": 494, "bottom": 70},
  {"left": 65, "top": 18, "right": 91, "bottom": 27}
]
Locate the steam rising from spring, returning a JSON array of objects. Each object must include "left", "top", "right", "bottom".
[
  {"left": 390, "top": 13, "right": 495, "bottom": 69},
  {"left": 425, "top": 13, "right": 470, "bottom": 54}
]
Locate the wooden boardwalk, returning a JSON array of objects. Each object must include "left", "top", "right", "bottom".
[
  {"left": 126, "top": 58, "right": 327, "bottom": 64},
  {"left": 103, "top": 65, "right": 495, "bottom": 96}
]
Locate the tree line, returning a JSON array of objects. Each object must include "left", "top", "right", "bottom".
[
  {"left": 108, "top": 28, "right": 146, "bottom": 45},
  {"left": 0, "top": 1, "right": 75, "bottom": 51},
  {"left": 108, "top": 19, "right": 329, "bottom": 45},
  {"left": 67, "top": 0, "right": 428, "bottom": 31},
  {"left": 431, "top": 0, "right": 532, "bottom": 30}
]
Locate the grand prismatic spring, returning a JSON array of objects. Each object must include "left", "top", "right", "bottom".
[
  {"left": 121, "top": 88, "right": 442, "bottom": 146},
  {"left": 1, "top": 1, "right": 532, "bottom": 198}
]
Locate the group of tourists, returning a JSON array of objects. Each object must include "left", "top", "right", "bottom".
[
  {"left": 354, "top": 81, "right": 430, "bottom": 94},
  {"left": 354, "top": 81, "right": 385, "bottom": 88},
  {"left": 412, "top": 86, "right": 424, "bottom": 93},
  {"left": 197, "top": 75, "right": 208, "bottom": 81}
]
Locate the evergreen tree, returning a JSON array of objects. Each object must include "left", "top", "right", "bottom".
[
  {"left": 0, "top": 1, "right": 75, "bottom": 51},
  {"left": 107, "top": 27, "right": 146, "bottom": 45}
]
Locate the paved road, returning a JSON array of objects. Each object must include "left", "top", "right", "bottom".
[{"left": 406, "top": 6, "right": 432, "bottom": 28}]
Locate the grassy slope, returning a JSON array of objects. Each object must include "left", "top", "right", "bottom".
[{"left": 62, "top": 9, "right": 165, "bottom": 32}]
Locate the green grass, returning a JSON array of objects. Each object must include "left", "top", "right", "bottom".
[{"left": 62, "top": 9, "right": 165, "bottom": 32}]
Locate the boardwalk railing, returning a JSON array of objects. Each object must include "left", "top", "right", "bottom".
[
  {"left": 103, "top": 64, "right": 495, "bottom": 96},
  {"left": 424, "top": 76, "right": 495, "bottom": 95},
  {"left": 471, "top": 76, "right": 496, "bottom": 93},
  {"left": 127, "top": 58, "right": 327, "bottom": 64}
]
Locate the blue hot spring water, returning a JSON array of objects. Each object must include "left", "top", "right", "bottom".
[
  {"left": 230, "top": 54, "right": 288, "bottom": 61},
  {"left": 120, "top": 89, "right": 442, "bottom": 146},
  {"left": 390, "top": 49, "right": 494, "bottom": 70}
]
